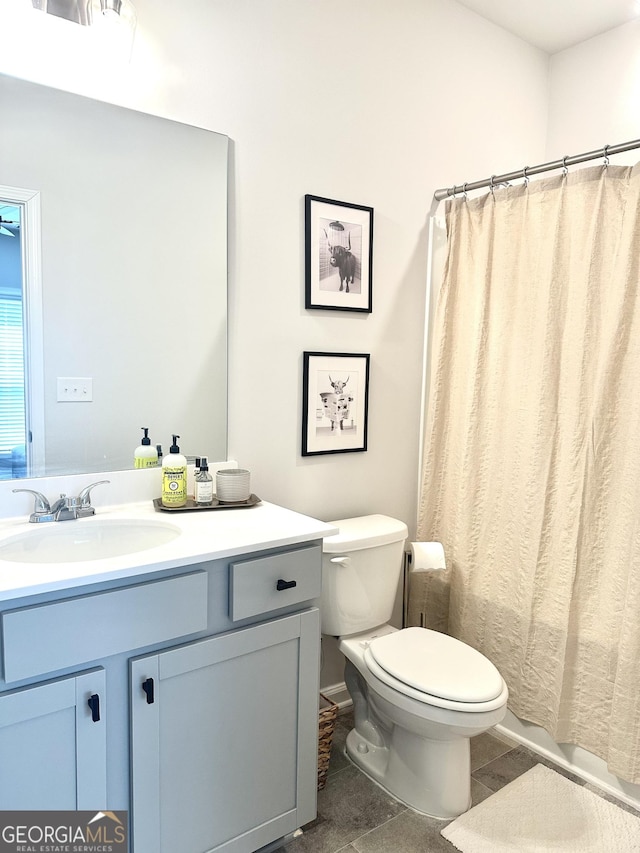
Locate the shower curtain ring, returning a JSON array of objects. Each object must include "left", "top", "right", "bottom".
[
  {"left": 462, "top": 182, "right": 468, "bottom": 199},
  {"left": 523, "top": 166, "right": 530, "bottom": 185},
  {"left": 562, "top": 155, "right": 569, "bottom": 176},
  {"left": 603, "top": 145, "right": 610, "bottom": 167},
  {"left": 490, "top": 174, "right": 496, "bottom": 194}
]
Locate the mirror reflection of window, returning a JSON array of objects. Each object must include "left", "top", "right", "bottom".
[{"left": 0, "top": 203, "right": 26, "bottom": 480}]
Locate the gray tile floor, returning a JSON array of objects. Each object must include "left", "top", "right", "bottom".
[{"left": 278, "top": 708, "right": 640, "bottom": 853}]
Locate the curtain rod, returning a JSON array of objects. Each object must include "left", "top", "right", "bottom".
[{"left": 433, "top": 138, "right": 640, "bottom": 202}]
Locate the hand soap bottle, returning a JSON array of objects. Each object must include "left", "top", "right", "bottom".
[
  {"left": 194, "top": 456, "right": 213, "bottom": 506},
  {"left": 135, "top": 428, "right": 158, "bottom": 468},
  {"left": 161, "top": 435, "right": 188, "bottom": 507}
]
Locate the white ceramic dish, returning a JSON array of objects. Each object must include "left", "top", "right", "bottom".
[{"left": 216, "top": 469, "right": 251, "bottom": 502}]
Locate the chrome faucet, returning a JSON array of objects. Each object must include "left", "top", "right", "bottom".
[{"left": 13, "top": 480, "right": 110, "bottom": 523}]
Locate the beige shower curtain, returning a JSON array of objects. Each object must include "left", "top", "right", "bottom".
[{"left": 414, "top": 164, "right": 640, "bottom": 784}]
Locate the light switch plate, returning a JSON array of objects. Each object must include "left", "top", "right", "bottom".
[{"left": 57, "top": 376, "right": 93, "bottom": 402}]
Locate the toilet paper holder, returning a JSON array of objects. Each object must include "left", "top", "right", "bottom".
[{"left": 402, "top": 541, "right": 447, "bottom": 628}]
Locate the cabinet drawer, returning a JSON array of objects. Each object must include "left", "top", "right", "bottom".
[
  {"left": 229, "top": 545, "right": 321, "bottom": 622},
  {"left": 2, "top": 571, "right": 208, "bottom": 683}
]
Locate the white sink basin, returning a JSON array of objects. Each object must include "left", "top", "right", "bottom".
[{"left": 0, "top": 520, "right": 181, "bottom": 563}]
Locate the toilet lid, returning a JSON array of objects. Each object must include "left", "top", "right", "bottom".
[{"left": 368, "top": 627, "right": 504, "bottom": 703}]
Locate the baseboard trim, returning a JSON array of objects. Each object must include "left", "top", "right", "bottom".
[
  {"left": 320, "top": 681, "right": 352, "bottom": 710},
  {"left": 496, "top": 711, "right": 640, "bottom": 812}
]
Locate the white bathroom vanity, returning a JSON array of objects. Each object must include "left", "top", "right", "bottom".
[{"left": 0, "top": 498, "right": 336, "bottom": 853}]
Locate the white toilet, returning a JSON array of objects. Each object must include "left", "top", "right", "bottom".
[{"left": 321, "top": 514, "right": 508, "bottom": 819}]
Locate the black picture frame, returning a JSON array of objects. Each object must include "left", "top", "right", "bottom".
[
  {"left": 302, "top": 351, "right": 370, "bottom": 456},
  {"left": 305, "top": 194, "right": 373, "bottom": 313}
]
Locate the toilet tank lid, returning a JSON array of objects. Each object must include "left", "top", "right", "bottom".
[{"left": 323, "top": 514, "right": 408, "bottom": 553}]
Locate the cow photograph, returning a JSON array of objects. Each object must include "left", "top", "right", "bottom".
[
  {"left": 305, "top": 195, "right": 373, "bottom": 312},
  {"left": 302, "top": 351, "right": 370, "bottom": 456},
  {"left": 320, "top": 218, "right": 361, "bottom": 295},
  {"left": 319, "top": 373, "right": 356, "bottom": 435}
]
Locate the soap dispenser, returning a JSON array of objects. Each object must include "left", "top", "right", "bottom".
[
  {"left": 134, "top": 428, "right": 158, "bottom": 468},
  {"left": 161, "top": 435, "right": 188, "bottom": 507}
]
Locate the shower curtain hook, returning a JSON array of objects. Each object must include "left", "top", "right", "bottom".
[
  {"left": 522, "top": 166, "right": 530, "bottom": 186},
  {"left": 603, "top": 145, "right": 610, "bottom": 167},
  {"left": 490, "top": 175, "right": 496, "bottom": 194},
  {"left": 562, "top": 155, "right": 569, "bottom": 177},
  {"left": 462, "top": 182, "right": 468, "bottom": 200}
]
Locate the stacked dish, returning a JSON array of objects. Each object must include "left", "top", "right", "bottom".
[{"left": 216, "top": 469, "right": 251, "bottom": 502}]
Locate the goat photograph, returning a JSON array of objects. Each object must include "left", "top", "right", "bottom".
[{"left": 305, "top": 195, "right": 373, "bottom": 312}]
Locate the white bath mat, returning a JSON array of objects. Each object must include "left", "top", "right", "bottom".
[{"left": 441, "top": 764, "right": 640, "bottom": 852}]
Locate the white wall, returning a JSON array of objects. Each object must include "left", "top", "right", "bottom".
[
  {"left": 0, "top": 0, "right": 549, "bottom": 685},
  {"left": 221, "top": 0, "right": 548, "bottom": 536},
  {"left": 0, "top": 0, "right": 549, "bottom": 528},
  {"left": 547, "top": 19, "right": 640, "bottom": 163}
]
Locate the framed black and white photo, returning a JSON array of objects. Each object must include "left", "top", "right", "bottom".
[
  {"left": 305, "top": 195, "right": 373, "bottom": 313},
  {"left": 302, "top": 351, "right": 370, "bottom": 456}
]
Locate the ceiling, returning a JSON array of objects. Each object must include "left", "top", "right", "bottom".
[{"left": 455, "top": 0, "right": 640, "bottom": 53}]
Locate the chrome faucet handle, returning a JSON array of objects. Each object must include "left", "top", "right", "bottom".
[
  {"left": 51, "top": 493, "right": 80, "bottom": 512},
  {"left": 12, "top": 488, "right": 54, "bottom": 522},
  {"left": 12, "top": 488, "right": 52, "bottom": 513},
  {"left": 77, "top": 480, "right": 110, "bottom": 507}
]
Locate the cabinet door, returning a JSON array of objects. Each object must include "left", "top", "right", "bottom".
[
  {"left": 130, "top": 609, "right": 320, "bottom": 853},
  {"left": 0, "top": 669, "right": 107, "bottom": 809}
]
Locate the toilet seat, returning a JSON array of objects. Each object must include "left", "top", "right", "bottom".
[{"left": 364, "top": 627, "right": 507, "bottom": 712}]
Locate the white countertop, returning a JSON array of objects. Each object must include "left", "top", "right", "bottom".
[{"left": 0, "top": 499, "right": 338, "bottom": 602}]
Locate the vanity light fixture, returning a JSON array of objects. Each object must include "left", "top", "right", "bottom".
[
  {"left": 98, "top": 0, "right": 136, "bottom": 38},
  {"left": 100, "top": 0, "right": 123, "bottom": 17},
  {"left": 31, "top": 0, "right": 93, "bottom": 26},
  {"left": 30, "top": 0, "right": 136, "bottom": 56},
  {"left": 31, "top": 0, "right": 136, "bottom": 33}
]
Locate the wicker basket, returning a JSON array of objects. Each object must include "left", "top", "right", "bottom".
[{"left": 317, "top": 693, "right": 339, "bottom": 790}]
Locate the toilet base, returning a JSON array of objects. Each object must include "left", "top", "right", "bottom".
[
  {"left": 345, "top": 725, "right": 472, "bottom": 819},
  {"left": 337, "top": 630, "right": 507, "bottom": 820}
]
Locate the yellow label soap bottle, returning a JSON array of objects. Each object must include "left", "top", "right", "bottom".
[
  {"left": 134, "top": 427, "right": 158, "bottom": 468},
  {"left": 161, "top": 434, "right": 188, "bottom": 507}
]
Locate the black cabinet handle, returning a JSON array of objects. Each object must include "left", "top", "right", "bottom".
[
  {"left": 142, "top": 677, "right": 155, "bottom": 704},
  {"left": 87, "top": 693, "right": 100, "bottom": 722},
  {"left": 276, "top": 578, "right": 297, "bottom": 591}
]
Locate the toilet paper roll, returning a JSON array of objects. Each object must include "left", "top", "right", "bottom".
[{"left": 409, "top": 541, "right": 446, "bottom": 573}]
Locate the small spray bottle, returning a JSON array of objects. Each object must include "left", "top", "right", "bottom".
[{"left": 194, "top": 456, "right": 214, "bottom": 506}]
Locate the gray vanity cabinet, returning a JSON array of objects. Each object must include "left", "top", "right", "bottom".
[
  {"left": 130, "top": 608, "right": 320, "bottom": 853},
  {"left": 0, "top": 668, "right": 107, "bottom": 809},
  {"left": 0, "top": 536, "right": 323, "bottom": 853}
]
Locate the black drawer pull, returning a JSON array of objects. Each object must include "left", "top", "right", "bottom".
[
  {"left": 87, "top": 693, "right": 100, "bottom": 722},
  {"left": 276, "top": 578, "right": 297, "bottom": 591},
  {"left": 142, "top": 677, "right": 155, "bottom": 704}
]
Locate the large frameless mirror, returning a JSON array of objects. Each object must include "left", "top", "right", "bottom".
[{"left": 0, "top": 73, "right": 228, "bottom": 480}]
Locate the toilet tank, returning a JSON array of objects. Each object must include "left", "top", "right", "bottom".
[{"left": 321, "top": 514, "right": 408, "bottom": 637}]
